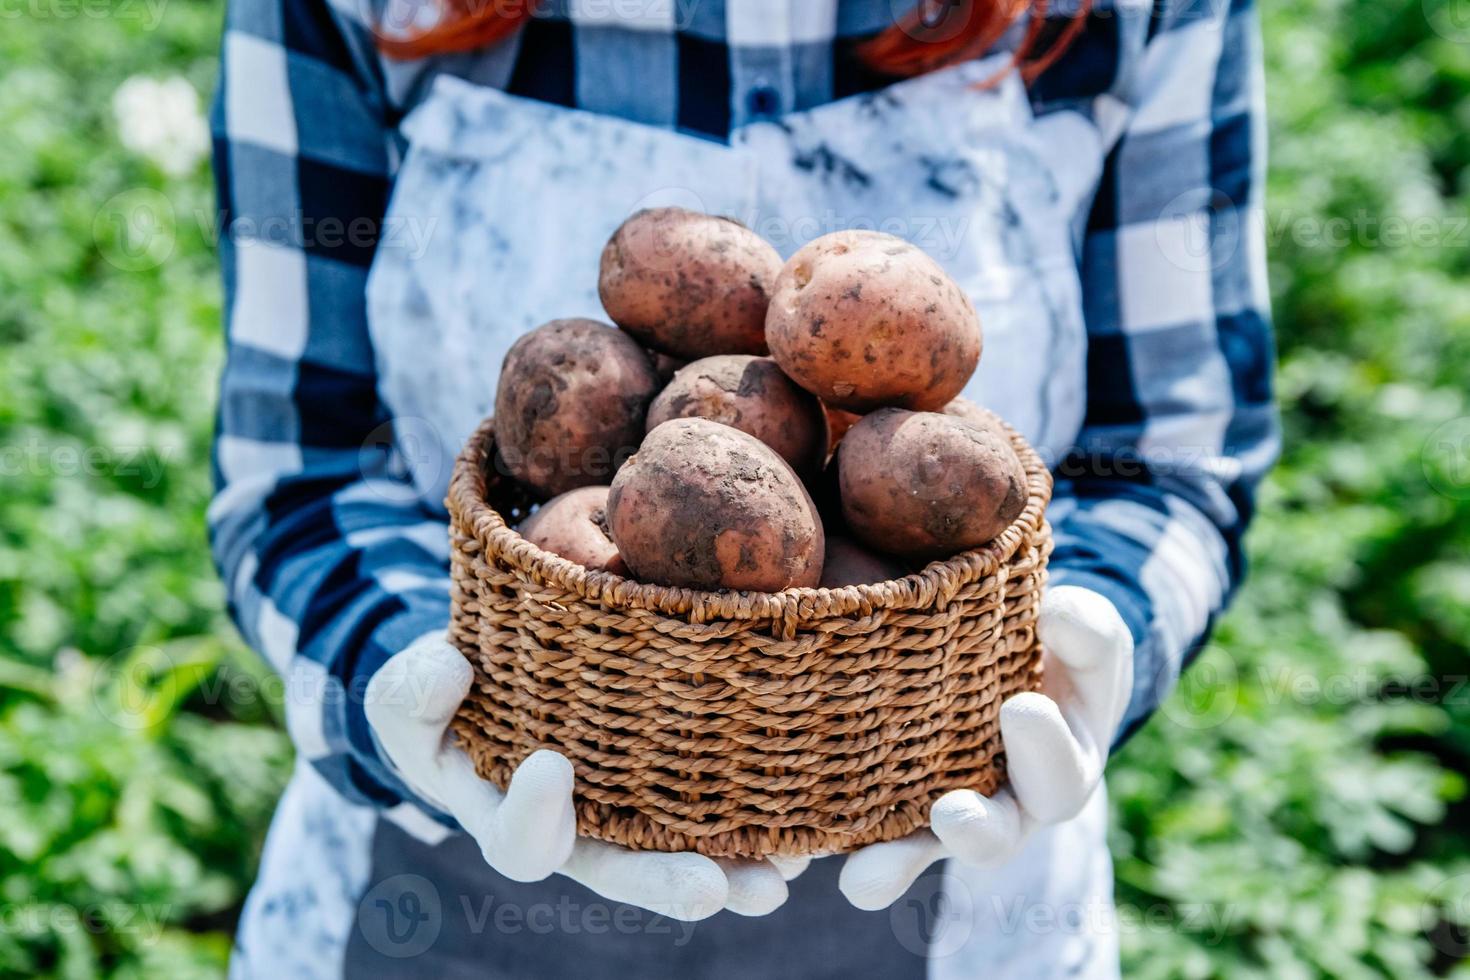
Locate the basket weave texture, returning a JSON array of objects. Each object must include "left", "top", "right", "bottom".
[{"left": 447, "top": 412, "right": 1053, "bottom": 859}]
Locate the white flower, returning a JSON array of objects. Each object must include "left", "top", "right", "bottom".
[{"left": 112, "top": 75, "right": 210, "bottom": 178}]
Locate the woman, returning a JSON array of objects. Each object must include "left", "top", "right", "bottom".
[{"left": 209, "top": 0, "right": 1276, "bottom": 976}]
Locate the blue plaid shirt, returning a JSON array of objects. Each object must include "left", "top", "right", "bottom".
[{"left": 210, "top": 0, "right": 1278, "bottom": 816}]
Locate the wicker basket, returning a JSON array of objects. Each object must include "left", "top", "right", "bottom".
[{"left": 446, "top": 413, "right": 1053, "bottom": 859}]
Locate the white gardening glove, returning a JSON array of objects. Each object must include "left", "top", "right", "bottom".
[
  {"left": 838, "top": 586, "right": 1134, "bottom": 910},
  {"left": 364, "top": 633, "right": 808, "bottom": 921}
]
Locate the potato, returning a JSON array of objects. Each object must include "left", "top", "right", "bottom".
[
  {"left": 607, "top": 418, "right": 824, "bottom": 591},
  {"left": 819, "top": 536, "right": 905, "bottom": 588},
  {"left": 518, "top": 486, "right": 627, "bottom": 575},
  {"left": 766, "top": 230, "right": 981, "bottom": 412},
  {"left": 645, "top": 355, "right": 827, "bottom": 475},
  {"left": 494, "top": 318, "right": 660, "bottom": 498},
  {"left": 599, "top": 208, "right": 782, "bottom": 359},
  {"left": 838, "top": 409, "right": 1026, "bottom": 560}
]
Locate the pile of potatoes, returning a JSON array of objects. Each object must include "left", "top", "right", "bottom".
[{"left": 494, "top": 207, "right": 1028, "bottom": 593}]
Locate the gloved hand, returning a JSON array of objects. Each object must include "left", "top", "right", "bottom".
[
  {"left": 365, "top": 633, "right": 808, "bottom": 921},
  {"left": 838, "top": 586, "right": 1134, "bottom": 910}
]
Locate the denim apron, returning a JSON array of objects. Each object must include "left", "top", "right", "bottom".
[{"left": 339, "top": 53, "right": 1119, "bottom": 978}]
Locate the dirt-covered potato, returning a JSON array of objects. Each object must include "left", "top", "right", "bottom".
[
  {"left": 494, "top": 318, "right": 660, "bottom": 498},
  {"left": 766, "top": 230, "right": 981, "bottom": 412},
  {"left": 599, "top": 208, "right": 782, "bottom": 359},
  {"left": 819, "top": 536, "right": 905, "bottom": 588},
  {"left": 607, "top": 418, "right": 824, "bottom": 591},
  {"left": 518, "top": 486, "right": 627, "bottom": 575},
  {"left": 645, "top": 355, "right": 827, "bottom": 475},
  {"left": 838, "top": 408, "right": 1026, "bottom": 560}
]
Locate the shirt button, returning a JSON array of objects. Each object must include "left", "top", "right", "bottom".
[{"left": 747, "top": 85, "right": 781, "bottom": 119}]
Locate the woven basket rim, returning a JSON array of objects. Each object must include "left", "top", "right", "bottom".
[{"left": 447, "top": 409, "right": 1054, "bottom": 623}]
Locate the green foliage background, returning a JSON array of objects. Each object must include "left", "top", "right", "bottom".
[{"left": 0, "top": 0, "right": 1467, "bottom": 975}]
